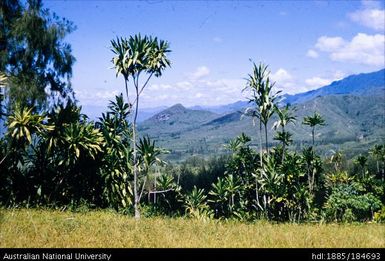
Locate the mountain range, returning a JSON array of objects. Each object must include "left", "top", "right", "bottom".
[{"left": 138, "top": 69, "right": 385, "bottom": 161}]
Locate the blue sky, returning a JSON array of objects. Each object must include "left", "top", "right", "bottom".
[{"left": 44, "top": 0, "right": 385, "bottom": 110}]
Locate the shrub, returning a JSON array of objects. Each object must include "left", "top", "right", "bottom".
[{"left": 324, "top": 183, "right": 382, "bottom": 222}]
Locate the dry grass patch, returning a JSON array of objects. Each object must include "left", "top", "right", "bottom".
[{"left": 0, "top": 209, "right": 384, "bottom": 248}]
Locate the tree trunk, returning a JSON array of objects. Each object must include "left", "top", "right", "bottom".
[
  {"left": 133, "top": 86, "right": 140, "bottom": 219},
  {"left": 281, "top": 126, "right": 285, "bottom": 163},
  {"left": 264, "top": 123, "right": 268, "bottom": 153},
  {"left": 124, "top": 78, "right": 129, "bottom": 103},
  {"left": 255, "top": 176, "right": 260, "bottom": 208},
  {"left": 259, "top": 121, "right": 263, "bottom": 167},
  {"left": 154, "top": 170, "right": 157, "bottom": 204}
]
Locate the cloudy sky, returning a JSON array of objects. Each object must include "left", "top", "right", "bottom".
[{"left": 45, "top": 0, "right": 385, "bottom": 110}]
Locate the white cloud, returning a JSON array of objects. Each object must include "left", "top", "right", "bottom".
[
  {"left": 305, "top": 77, "right": 334, "bottom": 88},
  {"left": 135, "top": 76, "right": 246, "bottom": 107},
  {"left": 195, "top": 92, "right": 204, "bottom": 98},
  {"left": 269, "top": 68, "right": 300, "bottom": 94},
  {"left": 189, "top": 66, "right": 210, "bottom": 81},
  {"left": 75, "top": 89, "right": 122, "bottom": 106},
  {"left": 315, "top": 36, "right": 345, "bottom": 52},
  {"left": 349, "top": 5, "right": 385, "bottom": 31},
  {"left": 305, "top": 71, "right": 345, "bottom": 89},
  {"left": 270, "top": 68, "right": 293, "bottom": 82},
  {"left": 176, "top": 81, "right": 193, "bottom": 90},
  {"left": 306, "top": 49, "right": 319, "bottom": 58},
  {"left": 314, "top": 33, "right": 385, "bottom": 66}
]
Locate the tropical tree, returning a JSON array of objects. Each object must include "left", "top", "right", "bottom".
[
  {"left": 369, "top": 144, "right": 384, "bottom": 176},
  {"left": 1, "top": 0, "right": 75, "bottom": 109},
  {"left": 302, "top": 112, "right": 325, "bottom": 146},
  {"left": 255, "top": 155, "right": 284, "bottom": 218},
  {"left": 243, "top": 62, "right": 281, "bottom": 154},
  {"left": 98, "top": 95, "right": 132, "bottom": 210},
  {"left": 136, "top": 136, "right": 167, "bottom": 205},
  {"left": 209, "top": 177, "right": 228, "bottom": 217},
  {"left": 273, "top": 104, "right": 296, "bottom": 162},
  {"left": 301, "top": 147, "right": 322, "bottom": 197},
  {"left": 110, "top": 34, "right": 171, "bottom": 218},
  {"left": 354, "top": 154, "right": 368, "bottom": 180}
]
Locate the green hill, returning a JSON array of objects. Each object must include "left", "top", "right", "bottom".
[
  {"left": 138, "top": 69, "right": 385, "bottom": 161},
  {"left": 139, "top": 94, "right": 384, "bottom": 161}
]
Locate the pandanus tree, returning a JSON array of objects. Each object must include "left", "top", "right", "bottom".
[
  {"left": 110, "top": 34, "right": 171, "bottom": 218},
  {"left": 243, "top": 62, "right": 281, "bottom": 155},
  {"left": 273, "top": 105, "right": 296, "bottom": 163},
  {"left": 302, "top": 112, "right": 325, "bottom": 146}
]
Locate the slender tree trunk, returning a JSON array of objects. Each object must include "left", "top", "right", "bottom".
[
  {"left": 124, "top": 78, "right": 129, "bottom": 103},
  {"left": 264, "top": 123, "right": 268, "bottom": 153},
  {"left": 259, "top": 120, "right": 263, "bottom": 166},
  {"left": 281, "top": 126, "right": 286, "bottom": 163},
  {"left": 376, "top": 160, "right": 379, "bottom": 175},
  {"left": 154, "top": 170, "right": 157, "bottom": 204},
  {"left": 133, "top": 85, "right": 140, "bottom": 219}
]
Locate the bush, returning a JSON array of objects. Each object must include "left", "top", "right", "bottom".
[
  {"left": 324, "top": 183, "right": 382, "bottom": 222},
  {"left": 373, "top": 205, "right": 385, "bottom": 223}
]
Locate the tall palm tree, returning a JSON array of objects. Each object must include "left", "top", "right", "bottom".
[
  {"left": 273, "top": 104, "right": 296, "bottom": 162},
  {"left": 302, "top": 112, "right": 325, "bottom": 146},
  {"left": 110, "top": 34, "right": 171, "bottom": 219},
  {"left": 243, "top": 62, "right": 281, "bottom": 154}
]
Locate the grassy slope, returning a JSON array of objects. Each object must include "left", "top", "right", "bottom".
[{"left": 1, "top": 209, "right": 384, "bottom": 248}]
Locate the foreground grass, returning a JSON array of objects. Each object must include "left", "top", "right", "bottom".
[{"left": 0, "top": 209, "right": 384, "bottom": 248}]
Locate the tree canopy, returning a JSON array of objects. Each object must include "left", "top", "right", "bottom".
[{"left": 0, "top": 0, "right": 76, "bottom": 110}]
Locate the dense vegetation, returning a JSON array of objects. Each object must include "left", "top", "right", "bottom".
[{"left": 0, "top": 0, "right": 384, "bottom": 225}]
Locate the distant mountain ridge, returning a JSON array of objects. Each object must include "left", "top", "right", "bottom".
[
  {"left": 186, "top": 68, "right": 385, "bottom": 114},
  {"left": 284, "top": 68, "right": 385, "bottom": 105},
  {"left": 189, "top": 100, "right": 249, "bottom": 114},
  {"left": 139, "top": 69, "right": 385, "bottom": 161}
]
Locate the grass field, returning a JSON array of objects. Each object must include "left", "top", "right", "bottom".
[{"left": 0, "top": 208, "right": 384, "bottom": 248}]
